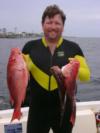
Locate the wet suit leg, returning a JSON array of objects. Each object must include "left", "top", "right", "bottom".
[
  {"left": 26, "top": 86, "right": 51, "bottom": 133},
  {"left": 26, "top": 83, "right": 74, "bottom": 133},
  {"left": 27, "top": 108, "right": 50, "bottom": 133}
]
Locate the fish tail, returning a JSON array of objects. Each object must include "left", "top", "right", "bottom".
[{"left": 11, "top": 109, "right": 22, "bottom": 121}]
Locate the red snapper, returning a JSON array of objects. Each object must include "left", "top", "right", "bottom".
[
  {"left": 51, "top": 59, "right": 80, "bottom": 129},
  {"left": 7, "top": 48, "right": 29, "bottom": 121}
]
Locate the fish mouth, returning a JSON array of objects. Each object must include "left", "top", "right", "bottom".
[{"left": 11, "top": 48, "right": 21, "bottom": 55}]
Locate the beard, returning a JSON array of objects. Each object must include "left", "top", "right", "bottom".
[{"left": 44, "top": 30, "right": 62, "bottom": 42}]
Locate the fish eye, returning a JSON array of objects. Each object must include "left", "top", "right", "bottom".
[
  {"left": 10, "top": 58, "right": 16, "bottom": 62},
  {"left": 18, "top": 52, "right": 21, "bottom": 54}
]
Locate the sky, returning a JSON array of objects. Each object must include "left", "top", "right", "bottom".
[{"left": 0, "top": 0, "right": 100, "bottom": 37}]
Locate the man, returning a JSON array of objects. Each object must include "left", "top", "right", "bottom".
[{"left": 22, "top": 5, "right": 90, "bottom": 133}]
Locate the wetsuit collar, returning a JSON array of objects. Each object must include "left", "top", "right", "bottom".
[{"left": 42, "top": 37, "right": 63, "bottom": 48}]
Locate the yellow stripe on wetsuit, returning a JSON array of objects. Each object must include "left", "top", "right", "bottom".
[
  {"left": 23, "top": 54, "right": 90, "bottom": 91},
  {"left": 23, "top": 54, "right": 58, "bottom": 91},
  {"left": 74, "top": 55, "right": 90, "bottom": 81}
]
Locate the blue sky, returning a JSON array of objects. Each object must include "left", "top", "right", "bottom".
[{"left": 0, "top": 0, "right": 100, "bottom": 37}]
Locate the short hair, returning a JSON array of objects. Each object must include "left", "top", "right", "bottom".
[{"left": 42, "top": 5, "right": 66, "bottom": 25}]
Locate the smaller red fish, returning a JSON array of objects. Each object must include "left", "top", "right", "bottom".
[
  {"left": 51, "top": 59, "right": 80, "bottom": 129},
  {"left": 62, "top": 59, "right": 80, "bottom": 125},
  {"left": 7, "top": 48, "right": 29, "bottom": 121}
]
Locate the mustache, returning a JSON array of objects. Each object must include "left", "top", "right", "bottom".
[{"left": 49, "top": 29, "right": 58, "bottom": 32}]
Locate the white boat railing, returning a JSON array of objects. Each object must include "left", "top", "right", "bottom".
[{"left": 0, "top": 101, "right": 100, "bottom": 133}]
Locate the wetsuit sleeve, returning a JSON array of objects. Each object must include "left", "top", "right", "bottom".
[
  {"left": 21, "top": 42, "right": 33, "bottom": 107},
  {"left": 23, "top": 54, "right": 33, "bottom": 71},
  {"left": 22, "top": 41, "right": 33, "bottom": 71},
  {"left": 74, "top": 55, "right": 91, "bottom": 82}
]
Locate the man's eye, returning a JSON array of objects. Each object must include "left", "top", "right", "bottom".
[
  {"left": 46, "top": 22, "right": 51, "bottom": 24},
  {"left": 55, "top": 22, "right": 61, "bottom": 25}
]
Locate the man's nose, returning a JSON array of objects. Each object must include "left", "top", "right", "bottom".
[{"left": 51, "top": 23, "right": 56, "bottom": 29}]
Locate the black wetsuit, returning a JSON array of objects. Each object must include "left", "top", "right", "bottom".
[{"left": 22, "top": 37, "right": 84, "bottom": 133}]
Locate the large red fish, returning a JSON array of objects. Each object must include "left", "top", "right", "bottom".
[
  {"left": 51, "top": 59, "right": 80, "bottom": 129},
  {"left": 7, "top": 48, "right": 29, "bottom": 121}
]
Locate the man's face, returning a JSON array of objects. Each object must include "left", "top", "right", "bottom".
[{"left": 42, "top": 14, "right": 64, "bottom": 41}]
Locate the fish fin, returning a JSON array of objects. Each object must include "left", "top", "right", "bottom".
[{"left": 11, "top": 109, "right": 22, "bottom": 121}]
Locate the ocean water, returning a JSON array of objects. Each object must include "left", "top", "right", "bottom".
[{"left": 0, "top": 37, "right": 100, "bottom": 110}]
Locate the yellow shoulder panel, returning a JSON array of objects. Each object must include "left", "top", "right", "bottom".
[{"left": 74, "top": 55, "right": 91, "bottom": 82}]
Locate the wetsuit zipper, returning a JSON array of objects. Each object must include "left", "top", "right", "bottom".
[{"left": 48, "top": 48, "right": 56, "bottom": 91}]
